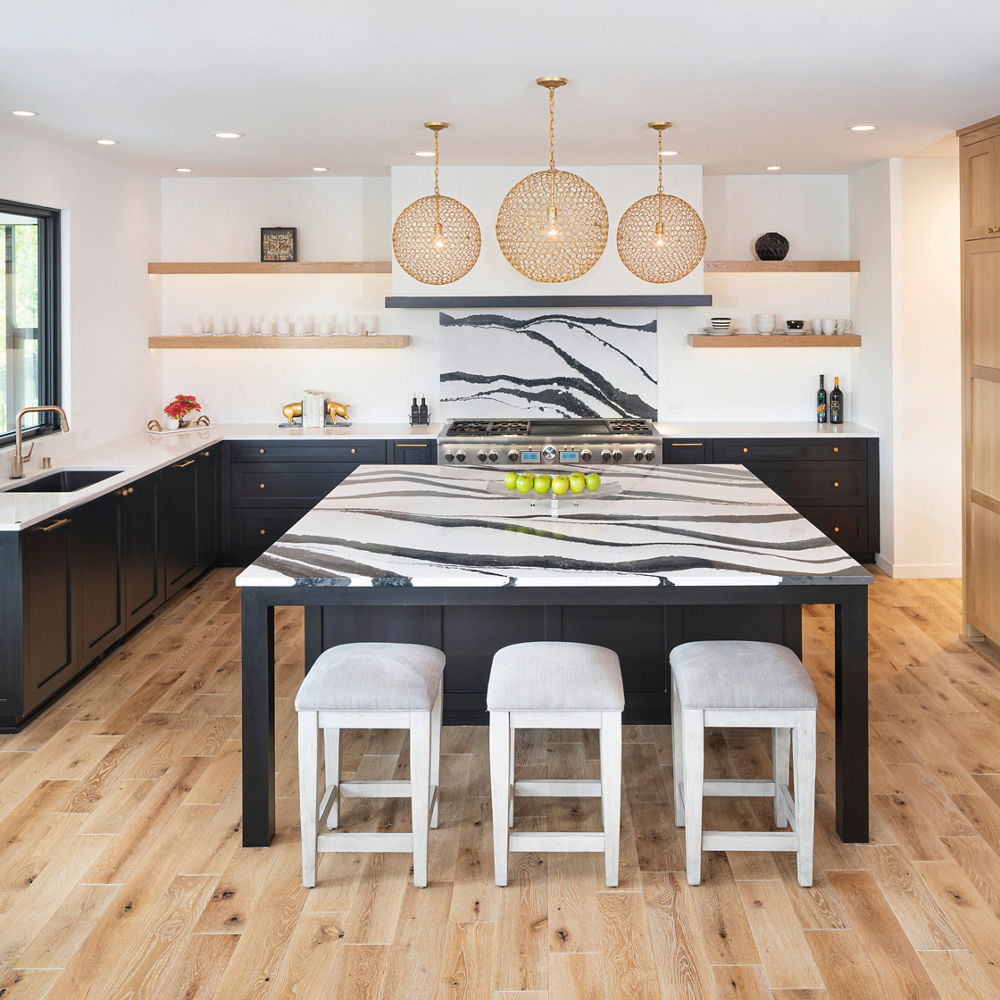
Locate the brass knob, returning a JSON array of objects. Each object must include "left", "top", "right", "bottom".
[
  {"left": 259, "top": 529, "right": 266, "bottom": 535},
  {"left": 351, "top": 448, "right": 357, "bottom": 455},
  {"left": 833, "top": 446, "right": 839, "bottom": 453},
  {"left": 834, "top": 526, "right": 840, "bottom": 533},
  {"left": 259, "top": 448, "right": 266, "bottom": 454},
  {"left": 259, "top": 482, "right": 266, "bottom": 489},
  {"left": 202, "top": 450, "right": 210, "bottom": 457},
  {"left": 833, "top": 481, "right": 840, "bottom": 488},
  {"left": 742, "top": 447, "right": 748, "bottom": 454}
]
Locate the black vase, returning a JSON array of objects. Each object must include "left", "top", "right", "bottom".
[{"left": 754, "top": 232, "right": 789, "bottom": 261}]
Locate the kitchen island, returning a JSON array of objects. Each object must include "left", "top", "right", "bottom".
[{"left": 236, "top": 462, "right": 872, "bottom": 846}]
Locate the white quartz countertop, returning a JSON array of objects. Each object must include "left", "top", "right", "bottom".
[
  {"left": 0, "top": 422, "right": 440, "bottom": 531},
  {"left": 654, "top": 421, "right": 877, "bottom": 438},
  {"left": 236, "top": 463, "right": 872, "bottom": 590}
]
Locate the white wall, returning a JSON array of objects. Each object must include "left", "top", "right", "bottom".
[{"left": 0, "top": 125, "right": 160, "bottom": 460}]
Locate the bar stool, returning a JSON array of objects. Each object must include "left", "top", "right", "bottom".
[
  {"left": 670, "top": 640, "right": 817, "bottom": 887},
  {"left": 295, "top": 642, "right": 445, "bottom": 888},
  {"left": 487, "top": 641, "right": 624, "bottom": 887}
]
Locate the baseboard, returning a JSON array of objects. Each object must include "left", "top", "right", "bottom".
[{"left": 873, "top": 554, "right": 961, "bottom": 579}]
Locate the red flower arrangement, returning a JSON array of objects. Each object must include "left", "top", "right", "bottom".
[{"left": 163, "top": 394, "right": 202, "bottom": 420}]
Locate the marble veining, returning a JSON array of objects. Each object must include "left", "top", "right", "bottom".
[
  {"left": 236, "top": 463, "right": 872, "bottom": 589},
  {"left": 439, "top": 311, "right": 657, "bottom": 420}
]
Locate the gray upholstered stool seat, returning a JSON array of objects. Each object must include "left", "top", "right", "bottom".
[
  {"left": 487, "top": 642, "right": 625, "bottom": 711},
  {"left": 487, "top": 641, "right": 624, "bottom": 888},
  {"left": 296, "top": 642, "right": 445, "bottom": 889},
  {"left": 296, "top": 642, "right": 446, "bottom": 711},
  {"left": 670, "top": 640, "right": 818, "bottom": 888},
  {"left": 671, "top": 640, "right": 818, "bottom": 711}
]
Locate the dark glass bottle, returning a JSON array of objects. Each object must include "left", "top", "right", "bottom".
[
  {"left": 410, "top": 395, "right": 419, "bottom": 425},
  {"left": 830, "top": 377, "right": 844, "bottom": 424},
  {"left": 418, "top": 396, "right": 429, "bottom": 424},
  {"left": 817, "top": 375, "right": 827, "bottom": 424}
]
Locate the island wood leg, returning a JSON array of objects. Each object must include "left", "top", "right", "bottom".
[
  {"left": 242, "top": 592, "right": 276, "bottom": 846},
  {"left": 834, "top": 585, "right": 869, "bottom": 843}
]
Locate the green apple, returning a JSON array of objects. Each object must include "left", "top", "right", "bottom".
[
  {"left": 551, "top": 475, "right": 570, "bottom": 496},
  {"left": 503, "top": 471, "right": 519, "bottom": 489},
  {"left": 584, "top": 473, "right": 602, "bottom": 491},
  {"left": 569, "top": 473, "right": 586, "bottom": 494},
  {"left": 515, "top": 475, "right": 534, "bottom": 494},
  {"left": 533, "top": 474, "right": 552, "bottom": 494}
]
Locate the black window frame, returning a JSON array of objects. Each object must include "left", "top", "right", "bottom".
[{"left": 0, "top": 198, "right": 61, "bottom": 447}]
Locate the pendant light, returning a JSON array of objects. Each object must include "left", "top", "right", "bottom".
[
  {"left": 617, "top": 122, "right": 706, "bottom": 283},
  {"left": 495, "top": 77, "right": 608, "bottom": 283},
  {"left": 392, "top": 122, "right": 481, "bottom": 285}
]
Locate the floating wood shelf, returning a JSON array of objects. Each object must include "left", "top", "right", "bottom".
[
  {"left": 704, "top": 260, "right": 860, "bottom": 273},
  {"left": 385, "top": 294, "right": 712, "bottom": 309},
  {"left": 148, "top": 335, "right": 409, "bottom": 349},
  {"left": 688, "top": 334, "right": 862, "bottom": 348},
  {"left": 147, "top": 261, "right": 392, "bottom": 275}
]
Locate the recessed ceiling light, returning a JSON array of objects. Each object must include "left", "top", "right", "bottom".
[
  {"left": 415, "top": 150, "right": 435, "bottom": 157},
  {"left": 213, "top": 131, "right": 244, "bottom": 139},
  {"left": 96, "top": 138, "right": 118, "bottom": 145},
  {"left": 766, "top": 165, "right": 781, "bottom": 171},
  {"left": 175, "top": 167, "right": 193, "bottom": 173},
  {"left": 659, "top": 150, "right": 679, "bottom": 157},
  {"left": 11, "top": 110, "right": 37, "bottom": 117},
  {"left": 849, "top": 124, "right": 877, "bottom": 132},
  {"left": 311, "top": 166, "right": 328, "bottom": 172}
]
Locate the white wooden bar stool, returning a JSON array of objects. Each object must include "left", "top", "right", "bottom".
[
  {"left": 670, "top": 640, "right": 817, "bottom": 887},
  {"left": 295, "top": 642, "right": 445, "bottom": 888},
  {"left": 487, "top": 641, "right": 624, "bottom": 887}
]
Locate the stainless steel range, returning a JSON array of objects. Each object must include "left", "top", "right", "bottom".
[{"left": 438, "top": 417, "right": 661, "bottom": 467}]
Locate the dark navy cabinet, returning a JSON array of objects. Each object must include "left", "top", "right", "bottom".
[{"left": 390, "top": 439, "right": 437, "bottom": 464}]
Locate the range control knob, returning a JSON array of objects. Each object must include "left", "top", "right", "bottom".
[
  {"left": 601, "top": 448, "right": 612, "bottom": 463},
  {"left": 444, "top": 451, "right": 455, "bottom": 462},
  {"left": 487, "top": 450, "right": 498, "bottom": 462},
  {"left": 542, "top": 445, "right": 558, "bottom": 462},
  {"left": 612, "top": 449, "right": 623, "bottom": 463},
  {"left": 507, "top": 449, "right": 520, "bottom": 463},
  {"left": 644, "top": 448, "right": 656, "bottom": 462},
  {"left": 580, "top": 448, "right": 592, "bottom": 462},
  {"left": 455, "top": 451, "right": 466, "bottom": 463},
  {"left": 634, "top": 449, "right": 645, "bottom": 462},
  {"left": 476, "top": 450, "right": 488, "bottom": 463}
]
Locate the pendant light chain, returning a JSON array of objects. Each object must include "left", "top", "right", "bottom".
[
  {"left": 434, "top": 127, "right": 441, "bottom": 228},
  {"left": 656, "top": 126, "right": 664, "bottom": 230},
  {"left": 548, "top": 86, "right": 557, "bottom": 211}
]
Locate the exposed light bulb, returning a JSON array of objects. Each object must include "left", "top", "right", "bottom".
[
  {"left": 542, "top": 205, "right": 563, "bottom": 242},
  {"left": 431, "top": 221, "right": 446, "bottom": 250},
  {"left": 654, "top": 221, "right": 666, "bottom": 248}
]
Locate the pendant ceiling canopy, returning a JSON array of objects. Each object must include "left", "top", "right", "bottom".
[
  {"left": 495, "top": 77, "right": 608, "bottom": 283},
  {"left": 617, "top": 121, "right": 706, "bottom": 283},
  {"left": 392, "top": 122, "right": 481, "bottom": 285}
]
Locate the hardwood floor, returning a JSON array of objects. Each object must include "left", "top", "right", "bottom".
[{"left": 1, "top": 569, "right": 998, "bottom": 999}]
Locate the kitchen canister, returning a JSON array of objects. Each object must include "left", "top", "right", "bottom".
[{"left": 302, "top": 390, "right": 326, "bottom": 429}]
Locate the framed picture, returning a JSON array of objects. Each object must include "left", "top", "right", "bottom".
[{"left": 260, "top": 227, "right": 297, "bottom": 262}]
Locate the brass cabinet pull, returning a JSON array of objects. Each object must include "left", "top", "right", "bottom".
[
  {"left": 258, "top": 448, "right": 266, "bottom": 454},
  {"left": 833, "top": 481, "right": 840, "bottom": 488},
  {"left": 259, "top": 482, "right": 266, "bottom": 489},
  {"left": 671, "top": 442, "right": 703, "bottom": 447},
  {"left": 118, "top": 486, "right": 135, "bottom": 497},
  {"left": 742, "top": 447, "right": 749, "bottom": 453},
  {"left": 175, "top": 459, "right": 195, "bottom": 469},
  {"left": 259, "top": 529, "right": 266, "bottom": 535},
  {"left": 833, "top": 446, "right": 839, "bottom": 453},
  {"left": 396, "top": 443, "right": 428, "bottom": 448},
  {"left": 37, "top": 517, "right": 71, "bottom": 533},
  {"left": 350, "top": 448, "right": 357, "bottom": 455},
  {"left": 833, "top": 526, "right": 840, "bottom": 533},
  {"left": 202, "top": 450, "right": 210, "bottom": 457}
]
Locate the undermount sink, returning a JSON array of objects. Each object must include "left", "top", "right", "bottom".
[{"left": 5, "top": 468, "right": 125, "bottom": 493}]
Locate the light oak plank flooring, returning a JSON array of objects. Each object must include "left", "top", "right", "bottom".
[{"left": 2, "top": 569, "right": 1000, "bottom": 997}]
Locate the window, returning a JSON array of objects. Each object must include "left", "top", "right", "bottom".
[{"left": 1, "top": 199, "right": 60, "bottom": 443}]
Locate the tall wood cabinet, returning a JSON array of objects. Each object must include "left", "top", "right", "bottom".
[{"left": 959, "top": 114, "right": 1000, "bottom": 647}]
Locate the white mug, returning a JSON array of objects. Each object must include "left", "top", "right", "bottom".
[
  {"left": 753, "top": 313, "right": 776, "bottom": 335},
  {"left": 839, "top": 319, "right": 852, "bottom": 335},
  {"left": 821, "top": 318, "right": 839, "bottom": 335}
]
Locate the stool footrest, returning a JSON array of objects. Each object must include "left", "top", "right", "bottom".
[
  {"left": 514, "top": 779, "right": 603, "bottom": 798},
  {"left": 701, "top": 830, "right": 799, "bottom": 852},
  {"left": 339, "top": 780, "right": 412, "bottom": 798},
  {"left": 317, "top": 831, "right": 414, "bottom": 852},
  {"left": 508, "top": 831, "right": 606, "bottom": 853},
  {"left": 702, "top": 778, "right": 777, "bottom": 797}
]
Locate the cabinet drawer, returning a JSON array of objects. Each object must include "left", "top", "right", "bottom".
[
  {"left": 230, "top": 463, "right": 352, "bottom": 506},
  {"left": 664, "top": 440, "right": 707, "bottom": 464},
  {"left": 230, "top": 440, "right": 386, "bottom": 463},
  {"left": 749, "top": 461, "right": 867, "bottom": 506},
  {"left": 796, "top": 506, "right": 868, "bottom": 553},
  {"left": 712, "top": 438, "right": 868, "bottom": 463},
  {"left": 231, "top": 508, "right": 311, "bottom": 564},
  {"left": 390, "top": 440, "right": 436, "bottom": 464}
]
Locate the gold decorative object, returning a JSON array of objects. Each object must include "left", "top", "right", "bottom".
[
  {"left": 281, "top": 400, "right": 352, "bottom": 425},
  {"left": 617, "top": 122, "right": 706, "bottom": 283},
  {"left": 496, "top": 77, "right": 608, "bottom": 283},
  {"left": 282, "top": 402, "right": 302, "bottom": 424},
  {"left": 392, "top": 123, "right": 481, "bottom": 285}
]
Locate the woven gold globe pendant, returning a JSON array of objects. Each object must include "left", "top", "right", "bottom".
[
  {"left": 496, "top": 76, "right": 608, "bottom": 283},
  {"left": 618, "top": 121, "right": 706, "bottom": 283},
  {"left": 496, "top": 168, "right": 608, "bottom": 283},
  {"left": 391, "top": 122, "right": 481, "bottom": 285},
  {"left": 617, "top": 193, "right": 705, "bottom": 283}
]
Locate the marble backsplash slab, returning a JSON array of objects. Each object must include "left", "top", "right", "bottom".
[{"left": 438, "top": 310, "right": 657, "bottom": 419}]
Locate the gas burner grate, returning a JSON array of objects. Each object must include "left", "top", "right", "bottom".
[
  {"left": 488, "top": 420, "right": 530, "bottom": 436},
  {"left": 445, "top": 420, "right": 490, "bottom": 436},
  {"left": 607, "top": 418, "right": 655, "bottom": 436}
]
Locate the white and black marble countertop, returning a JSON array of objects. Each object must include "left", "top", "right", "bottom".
[
  {"left": 235, "top": 464, "right": 873, "bottom": 590},
  {"left": 654, "top": 421, "right": 877, "bottom": 438}
]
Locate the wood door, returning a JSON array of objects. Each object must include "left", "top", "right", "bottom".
[
  {"left": 963, "top": 236, "right": 1000, "bottom": 644},
  {"left": 961, "top": 134, "right": 1000, "bottom": 240}
]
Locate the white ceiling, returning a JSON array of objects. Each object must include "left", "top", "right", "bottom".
[{"left": 2, "top": 0, "right": 997, "bottom": 177}]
